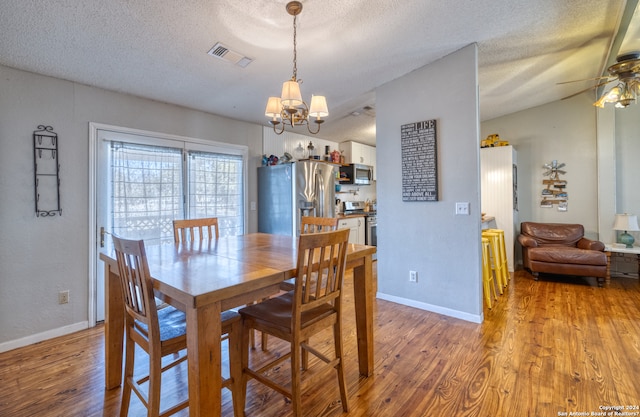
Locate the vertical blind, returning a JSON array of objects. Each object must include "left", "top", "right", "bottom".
[{"left": 110, "top": 141, "right": 244, "bottom": 244}]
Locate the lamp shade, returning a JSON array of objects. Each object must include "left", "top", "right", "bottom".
[
  {"left": 280, "top": 80, "right": 303, "bottom": 108},
  {"left": 308, "top": 95, "right": 329, "bottom": 118},
  {"left": 265, "top": 97, "right": 282, "bottom": 118},
  {"left": 613, "top": 213, "right": 640, "bottom": 231}
]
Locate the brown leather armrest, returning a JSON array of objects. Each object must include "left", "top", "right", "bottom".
[
  {"left": 518, "top": 234, "right": 538, "bottom": 248},
  {"left": 577, "top": 238, "right": 605, "bottom": 251}
]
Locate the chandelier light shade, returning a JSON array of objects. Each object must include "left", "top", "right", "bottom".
[
  {"left": 265, "top": 97, "right": 282, "bottom": 120},
  {"left": 309, "top": 95, "right": 329, "bottom": 118},
  {"left": 265, "top": 1, "right": 328, "bottom": 135},
  {"left": 281, "top": 80, "right": 303, "bottom": 108},
  {"left": 613, "top": 213, "right": 640, "bottom": 248}
]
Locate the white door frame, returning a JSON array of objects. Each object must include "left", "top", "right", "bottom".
[{"left": 87, "top": 122, "right": 249, "bottom": 326}]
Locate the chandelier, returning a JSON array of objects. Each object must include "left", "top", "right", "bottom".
[{"left": 265, "top": 1, "right": 328, "bottom": 135}]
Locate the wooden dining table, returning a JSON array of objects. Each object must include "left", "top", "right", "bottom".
[{"left": 100, "top": 232, "right": 376, "bottom": 417}]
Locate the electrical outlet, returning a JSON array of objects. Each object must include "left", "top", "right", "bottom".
[
  {"left": 409, "top": 270, "right": 418, "bottom": 282},
  {"left": 58, "top": 290, "right": 69, "bottom": 304},
  {"left": 455, "top": 202, "right": 470, "bottom": 215}
]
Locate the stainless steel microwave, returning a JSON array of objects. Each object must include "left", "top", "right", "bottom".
[{"left": 339, "top": 164, "right": 373, "bottom": 185}]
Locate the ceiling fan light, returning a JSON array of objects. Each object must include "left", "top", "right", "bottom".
[
  {"left": 616, "top": 96, "right": 635, "bottom": 107},
  {"left": 606, "top": 85, "right": 622, "bottom": 101},
  {"left": 309, "top": 95, "right": 329, "bottom": 118},
  {"left": 265, "top": 97, "right": 283, "bottom": 118},
  {"left": 594, "top": 85, "right": 623, "bottom": 107},
  {"left": 593, "top": 94, "right": 608, "bottom": 108},
  {"left": 281, "top": 80, "right": 303, "bottom": 108}
]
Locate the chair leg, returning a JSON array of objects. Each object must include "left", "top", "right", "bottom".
[
  {"left": 249, "top": 328, "right": 255, "bottom": 349},
  {"left": 301, "top": 339, "right": 309, "bottom": 370},
  {"left": 483, "top": 278, "right": 492, "bottom": 309},
  {"left": 147, "top": 347, "right": 162, "bottom": 417},
  {"left": 291, "top": 335, "right": 303, "bottom": 417},
  {"left": 227, "top": 320, "right": 244, "bottom": 417},
  {"left": 333, "top": 320, "right": 349, "bottom": 412},
  {"left": 239, "top": 320, "right": 252, "bottom": 416},
  {"left": 120, "top": 336, "right": 135, "bottom": 417}
]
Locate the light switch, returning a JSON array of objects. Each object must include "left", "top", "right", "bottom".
[{"left": 250, "top": 201, "right": 257, "bottom": 211}]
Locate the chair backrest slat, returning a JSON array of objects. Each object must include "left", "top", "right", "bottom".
[
  {"left": 294, "top": 229, "right": 349, "bottom": 314},
  {"left": 112, "top": 235, "right": 159, "bottom": 337},
  {"left": 173, "top": 217, "right": 219, "bottom": 243},
  {"left": 300, "top": 216, "right": 339, "bottom": 234}
]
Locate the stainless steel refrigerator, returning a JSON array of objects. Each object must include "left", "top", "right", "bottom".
[{"left": 258, "top": 160, "right": 336, "bottom": 236}]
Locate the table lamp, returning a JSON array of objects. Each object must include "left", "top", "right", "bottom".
[{"left": 613, "top": 213, "right": 640, "bottom": 248}]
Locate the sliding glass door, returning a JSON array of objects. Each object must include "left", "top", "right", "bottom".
[{"left": 92, "top": 125, "right": 247, "bottom": 321}]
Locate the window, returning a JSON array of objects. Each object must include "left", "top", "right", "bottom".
[
  {"left": 106, "top": 133, "right": 245, "bottom": 245},
  {"left": 188, "top": 151, "right": 244, "bottom": 237}
]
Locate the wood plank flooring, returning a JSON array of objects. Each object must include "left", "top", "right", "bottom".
[{"left": 1, "top": 267, "right": 639, "bottom": 416}]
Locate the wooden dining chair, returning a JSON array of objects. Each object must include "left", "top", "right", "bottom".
[
  {"left": 300, "top": 216, "right": 339, "bottom": 234},
  {"left": 279, "top": 216, "right": 340, "bottom": 294},
  {"left": 238, "top": 228, "right": 351, "bottom": 416},
  {"left": 172, "top": 217, "right": 219, "bottom": 243},
  {"left": 112, "top": 235, "right": 243, "bottom": 417}
]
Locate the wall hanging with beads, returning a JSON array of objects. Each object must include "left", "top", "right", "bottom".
[
  {"left": 33, "top": 125, "right": 62, "bottom": 217},
  {"left": 540, "top": 160, "right": 567, "bottom": 211}
]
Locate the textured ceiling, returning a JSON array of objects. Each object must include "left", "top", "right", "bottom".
[{"left": 0, "top": 0, "right": 636, "bottom": 146}]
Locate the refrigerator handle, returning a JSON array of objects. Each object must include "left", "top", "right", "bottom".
[{"left": 316, "top": 171, "right": 324, "bottom": 218}]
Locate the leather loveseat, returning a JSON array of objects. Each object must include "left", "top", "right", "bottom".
[{"left": 518, "top": 222, "right": 607, "bottom": 286}]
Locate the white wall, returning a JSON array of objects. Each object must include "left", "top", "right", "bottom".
[
  {"left": 0, "top": 65, "right": 264, "bottom": 350},
  {"left": 614, "top": 103, "right": 640, "bottom": 245},
  {"left": 481, "top": 94, "right": 600, "bottom": 239},
  {"left": 376, "top": 44, "right": 483, "bottom": 323}
]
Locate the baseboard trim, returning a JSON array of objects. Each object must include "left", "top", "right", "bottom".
[
  {"left": 376, "top": 292, "right": 483, "bottom": 324},
  {"left": 0, "top": 321, "right": 90, "bottom": 353}
]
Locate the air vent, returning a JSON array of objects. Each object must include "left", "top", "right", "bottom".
[
  {"left": 207, "top": 42, "right": 253, "bottom": 68},
  {"left": 350, "top": 105, "right": 376, "bottom": 117},
  {"left": 209, "top": 44, "right": 229, "bottom": 57}
]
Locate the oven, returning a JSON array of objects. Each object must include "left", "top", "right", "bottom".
[{"left": 365, "top": 214, "right": 377, "bottom": 260}]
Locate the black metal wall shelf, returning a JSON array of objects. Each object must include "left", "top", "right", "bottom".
[{"left": 33, "top": 125, "right": 62, "bottom": 217}]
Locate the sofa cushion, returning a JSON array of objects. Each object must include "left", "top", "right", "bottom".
[
  {"left": 528, "top": 247, "right": 607, "bottom": 266},
  {"left": 520, "top": 222, "right": 584, "bottom": 246}
]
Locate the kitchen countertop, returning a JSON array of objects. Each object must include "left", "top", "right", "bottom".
[{"left": 337, "top": 213, "right": 367, "bottom": 218}]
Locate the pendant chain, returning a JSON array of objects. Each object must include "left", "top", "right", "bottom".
[{"left": 292, "top": 14, "right": 298, "bottom": 80}]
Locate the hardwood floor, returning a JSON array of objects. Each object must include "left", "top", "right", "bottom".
[{"left": 2, "top": 267, "right": 639, "bottom": 416}]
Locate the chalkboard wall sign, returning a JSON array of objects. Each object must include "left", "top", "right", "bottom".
[{"left": 401, "top": 119, "right": 438, "bottom": 201}]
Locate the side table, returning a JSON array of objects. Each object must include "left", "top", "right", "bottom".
[{"left": 604, "top": 244, "right": 640, "bottom": 284}]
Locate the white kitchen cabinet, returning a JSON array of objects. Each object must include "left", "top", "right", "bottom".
[
  {"left": 341, "top": 141, "right": 376, "bottom": 180},
  {"left": 338, "top": 216, "right": 365, "bottom": 245}
]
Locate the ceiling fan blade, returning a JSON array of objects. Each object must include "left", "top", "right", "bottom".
[
  {"left": 560, "top": 80, "right": 612, "bottom": 100},
  {"left": 556, "top": 163, "right": 565, "bottom": 169},
  {"left": 556, "top": 76, "right": 612, "bottom": 85}
]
